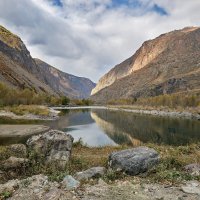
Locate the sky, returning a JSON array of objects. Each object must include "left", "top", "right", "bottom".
[{"left": 0, "top": 0, "right": 200, "bottom": 82}]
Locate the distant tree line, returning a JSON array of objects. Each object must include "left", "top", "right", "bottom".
[
  {"left": 108, "top": 93, "right": 200, "bottom": 108},
  {"left": 0, "top": 83, "right": 93, "bottom": 107}
]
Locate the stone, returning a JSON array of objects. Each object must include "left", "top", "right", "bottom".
[
  {"left": 27, "top": 130, "right": 73, "bottom": 168},
  {"left": 61, "top": 175, "right": 80, "bottom": 190},
  {"left": 1, "top": 156, "right": 29, "bottom": 170},
  {"left": 74, "top": 167, "right": 106, "bottom": 181},
  {"left": 108, "top": 146, "right": 159, "bottom": 175},
  {"left": 184, "top": 163, "right": 200, "bottom": 176},
  {"left": 0, "top": 179, "right": 19, "bottom": 194},
  {"left": 181, "top": 181, "right": 200, "bottom": 195},
  {"left": 8, "top": 144, "right": 27, "bottom": 157}
]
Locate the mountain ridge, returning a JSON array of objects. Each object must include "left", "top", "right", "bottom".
[
  {"left": 0, "top": 25, "right": 95, "bottom": 98},
  {"left": 91, "top": 27, "right": 200, "bottom": 102}
]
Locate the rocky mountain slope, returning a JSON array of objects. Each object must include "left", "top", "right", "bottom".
[
  {"left": 91, "top": 27, "right": 200, "bottom": 102},
  {"left": 0, "top": 25, "right": 56, "bottom": 94},
  {"left": 35, "top": 59, "right": 96, "bottom": 99},
  {"left": 0, "top": 25, "right": 95, "bottom": 98}
]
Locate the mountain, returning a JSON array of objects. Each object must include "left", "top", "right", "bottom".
[
  {"left": 35, "top": 59, "right": 96, "bottom": 99},
  {"left": 0, "top": 25, "right": 95, "bottom": 98},
  {"left": 91, "top": 27, "right": 200, "bottom": 102},
  {"left": 0, "top": 25, "right": 56, "bottom": 94}
]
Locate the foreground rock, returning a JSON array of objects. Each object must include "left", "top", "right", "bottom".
[
  {"left": 0, "top": 125, "right": 50, "bottom": 137},
  {"left": 7, "top": 144, "right": 27, "bottom": 157},
  {"left": 181, "top": 181, "right": 200, "bottom": 195},
  {"left": 184, "top": 163, "right": 200, "bottom": 176},
  {"left": 109, "top": 147, "right": 159, "bottom": 175},
  {"left": 75, "top": 167, "right": 106, "bottom": 181},
  {"left": 27, "top": 130, "right": 73, "bottom": 169},
  {"left": 1, "top": 156, "right": 29, "bottom": 170},
  {"left": 81, "top": 180, "right": 200, "bottom": 200},
  {"left": 0, "top": 174, "right": 77, "bottom": 200},
  {"left": 61, "top": 175, "right": 80, "bottom": 190}
]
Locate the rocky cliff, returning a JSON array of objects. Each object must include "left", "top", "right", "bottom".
[
  {"left": 35, "top": 59, "right": 96, "bottom": 99},
  {"left": 0, "top": 25, "right": 95, "bottom": 98},
  {"left": 91, "top": 27, "right": 200, "bottom": 102}
]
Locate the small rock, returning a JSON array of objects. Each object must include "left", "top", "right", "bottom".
[
  {"left": 184, "top": 163, "right": 200, "bottom": 176},
  {"left": 1, "top": 156, "right": 29, "bottom": 170},
  {"left": 74, "top": 167, "right": 106, "bottom": 181},
  {"left": 27, "top": 130, "right": 74, "bottom": 169},
  {"left": 8, "top": 144, "right": 27, "bottom": 157},
  {"left": 181, "top": 181, "right": 200, "bottom": 195},
  {"left": 61, "top": 175, "right": 80, "bottom": 190},
  {"left": 109, "top": 146, "right": 159, "bottom": 175},
  {"left": 98, "top": 179, "right": 107, "bottom": 186},
  {"left": 0, "top": 179, "right": 19, "bottom": 194}
]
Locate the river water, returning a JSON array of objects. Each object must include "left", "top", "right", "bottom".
[{"left": 1, "top": 108, "right": 200, "bottom": 147}]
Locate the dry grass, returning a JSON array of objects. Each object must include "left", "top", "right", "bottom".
[{"left": 2, "top": 105, "right": 50, "bottom": 116}]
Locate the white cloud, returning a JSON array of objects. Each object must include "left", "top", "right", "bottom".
[{"left": 0, "top": 0, "right": 200, "bottom": 82}]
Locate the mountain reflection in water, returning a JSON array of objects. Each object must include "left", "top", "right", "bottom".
[{"left": 48, "top": 109, "right": 200, "bottom": 147}]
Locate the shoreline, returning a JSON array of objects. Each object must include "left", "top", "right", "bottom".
[
  {"left": 0, "top": 105, "right": 199, "bottom": 121},
  {"left": 53, "top": 105, "right": 200, "bottom": 120},
  {"left": 0, "top": 107, "right": 60, "bottom": 121}
]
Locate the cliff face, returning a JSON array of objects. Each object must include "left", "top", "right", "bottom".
[
  {"left": 35, "top": 59, "right": 96, "bottom": 99},
  {"left": 0, "top": 25, "right": 95, "bottom": 98},
  {"left": 91, "top": 27, "right": 200, "bottom": 102}
]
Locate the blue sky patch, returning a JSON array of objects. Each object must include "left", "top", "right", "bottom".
[
  {"left": 51, "top": 0, "right": 63, "bottom": 7},
  {"left": 152, "top": 4, "right": 168, "bottom": 16}
]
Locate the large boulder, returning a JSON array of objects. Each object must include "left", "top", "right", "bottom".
[
  {"left": 108, "top": 146, "right": 159, "bottom": 175},
  {"left": 27, "top": 130, "right": 73, "bottom": 168},
  {"left": 74, "top": 167, "right": 106, "bottom": 181}
]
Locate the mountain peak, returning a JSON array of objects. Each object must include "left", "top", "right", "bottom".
[{"left": 0, "top": 25, "right": 22, "bottom": 50}]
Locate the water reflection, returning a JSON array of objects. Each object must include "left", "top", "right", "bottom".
[
  {"left": 91, "top": 109, "right": 200, "bottom": 146},
  {"left": 1, "top": 108, "right": 200, "bottom": 147}
]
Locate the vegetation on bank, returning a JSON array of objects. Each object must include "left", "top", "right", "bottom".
[
  {"left": 2, "top": 105, "right": 50, "bottom": 116},
  {"left": 108, "top": 92, "right": 200, "bottom": 109},
  {"left": 0, "top": 83, "right": 93, "bottom": 109}
]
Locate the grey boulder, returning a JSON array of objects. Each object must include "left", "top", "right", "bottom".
[
  {"left": 74, "top": 167, "right": 106, "bottom": 181},
  {"left": 109, "top": 146, "right": 159, "bottom": 175},
  {"left": 27, "top": 130, "right": 73, "bottom": 168}
]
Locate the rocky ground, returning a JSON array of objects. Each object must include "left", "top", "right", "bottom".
[
  {"left": 1, "top": 129, "right": 200, "bottom": 199},
  {"left": 1, "top": 174, "right": 200, "bottom": 200}
]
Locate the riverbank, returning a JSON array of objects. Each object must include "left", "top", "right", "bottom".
[
  {"left": 0, "top": 105, "right": 60, "bottom": 121},
  {"left": 1, "top": 139, "right": 200, "bottom": 199},
  {"left": 108, "top": 105, "right": 200, "bottom": 120},
  {"left": 52, "top": 105, "right": 200, "bottom": 120},
  {"left": 0, "top": 104, "right": 199, "bottom": 121}
]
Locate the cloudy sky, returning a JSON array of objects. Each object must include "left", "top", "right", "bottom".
[{"left": 0, "top": 0, "right": 200, "bottom": 82}]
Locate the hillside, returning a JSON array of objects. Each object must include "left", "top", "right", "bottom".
[
  {"left": 91, "top": 27, "right": 200, "bottom": 102},
  {"left": 0, "top": 25, "right": 95, "bottom": 98},
  {"left": 0, "top": 25, "right": 56, "bottom": 94},
  {"left": 35, "top": 59, "right": 96, "bottom": 99}
]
